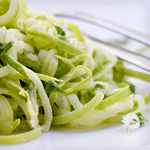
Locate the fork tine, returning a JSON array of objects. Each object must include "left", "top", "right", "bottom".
[
  {"left": 54, "top": 12, "right": 150, "bottom": 72},
  {"left": 90, "top": 36, "right": 150, "bottom": 72},
  {"left": 55, "top": 12, "right": 150, "bottom": 47}
]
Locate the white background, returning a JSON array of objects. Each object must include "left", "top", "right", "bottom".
[{"left": 25, "top": 0, "right": 150, "bottom": 35}]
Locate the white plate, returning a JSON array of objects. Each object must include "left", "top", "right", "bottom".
[
  {"left": 1, "top": 103, "right": 150, "bottom": 150},
  {"left": 1, "top": 1, "right": 150, "bottom": 150}
]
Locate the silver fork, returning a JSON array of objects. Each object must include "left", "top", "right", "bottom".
[{"left": 54, "top": 12, "right": 150, "bottom": 72}]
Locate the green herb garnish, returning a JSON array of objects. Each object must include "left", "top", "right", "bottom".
[
  {"left": 42, "top": 80, "right": 63, "bottom": 94},
  {"left": 55, "top": 26, "right": 66, "bottom": 36}
]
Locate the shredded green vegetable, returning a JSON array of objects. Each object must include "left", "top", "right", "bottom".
[{"left": 0, "top": 0, "right": 150, "bottom": 145}]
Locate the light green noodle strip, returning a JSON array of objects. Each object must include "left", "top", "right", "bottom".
[
  {"left": 52, "top": 90, "right": 104, "bottom": 125},
  {"left": 18, "top": 54, "right": 42, "bottom": 72},
  {"left": 96, "top": 86, "right": 133, "bottom": 110},
  {"left": 80, "top": 91, "right": 90, "bottom": 105},
  {"left": 55, "top": 55, "right": 75, "bottom": 68},
  {"left": 22, "top": 66, "right": 52, "bottom": 132},
  {"left": 71, "top": 54, "right": 93, "bottom": 63},
  {"left": 3, "top": 52, "right": 28, "bottom": 78},
  {"left": 0, "top": 66, "right": 11, "bottom": 77},
  {"left": 43, "top": 50, "right": 58, "bottom": 77},
  {"left": 0, "top": 88, "right": 26, "bottom": 104},
  {"left": 103, "top": 114, "right": 124, "bottom": 123},
  {"left": 25, "top": 90, "right": 38, "bottom": 117},
  {"left": 9, "top": 0, "right": 23, "bottom": 25},
  {"left": 3, "top": 52, "right": 56, "bottom": 130},
  {"left": 0, "top": 0, "right": 18, "bottom": 26},
  {"left": 64, "top": 71, "right": 92, "bottom": 93},
  {"left": 68, "top": 23, "right": 84, "bottom": 42},
  {"left": 1, "top": 78, "right": 26, "bottom": 96},
  {"left": 55, "top": 63, "right": 70, "bottom": 78},
  {"left": 0, "top": 128, "right": 41, "bottom": 144},
  {"left": 94, "top": 55, "right": 107, "bottom": 70},
  {"left": 70, "top": 54, "right": 95, "bottom": 70},
  {"left": 93, "top": 63, "right": 114, "bottom": 80},
  {"left": 63, "top": 82, "right": 106, "bottom": 92},
  {"left": 60, "top": 66, "right": 92, "bottom": 93},
  {"left": 2, "top": 119, "right": 20, "bottom": 135},
  {"left": 0, "top": 94, "right": 20, "bottom": 135},
  {"left": 36, "top": 73, "right": 63, "bottom": 82},
  {"left": 42, "top": 21, "right": 57, "bottom": 36},
  {"left": 144, "top": 92, "right": 150, "bottom": 104},
  {"left": 60, "top": 65, "right": 90, "bottom": 86},
  {"left": 121, "top": 66, "right": 150, "bottom": 82},
  {"left": 26, "top": 30, "right": 84, "bottom": 55},
  {"left": 0, "top": 0, "right": 23, "bottom": 27},
  {"left": 21, "top": 0, "right": 32, "bottom": 16},
  {"left": 11, "top": 119, "right": 20, "bottom": 132},
  {"left": 0, "top": 87, "right": 31, "bottom": 120}
]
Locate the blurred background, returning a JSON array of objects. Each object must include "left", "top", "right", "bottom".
[{"left": 25, "top": 0, "right": 150, "bottom": 35}]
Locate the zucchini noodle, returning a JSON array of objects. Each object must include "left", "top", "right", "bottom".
[
  {"left": 0, "top": 0, "right": 22, "bottom": 26},
  {"left": 0, "top": 0, "right": 150, "bottom": 144}
]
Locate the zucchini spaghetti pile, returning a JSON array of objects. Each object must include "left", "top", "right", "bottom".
[{"left": 0, "top": 0, "right": 149, "bottom": 144}]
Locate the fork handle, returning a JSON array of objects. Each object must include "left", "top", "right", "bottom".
[{"left": 55, "top": 12, "right": 150, "bottom": 46}]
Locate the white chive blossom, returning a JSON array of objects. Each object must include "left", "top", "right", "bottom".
[
  {"left": 122, "top": 113, "right": 140, "bottom": 131},
  {"left": 122, "top": 112, "right": 148, "bottom": 131}
]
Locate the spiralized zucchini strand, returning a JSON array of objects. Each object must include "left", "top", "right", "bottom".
[
  {"left": 0, "top": 0, "right": 149, "bottom": 144},
  {"left": 52, "top": 90, "right": 104, "bottom": 125}
]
